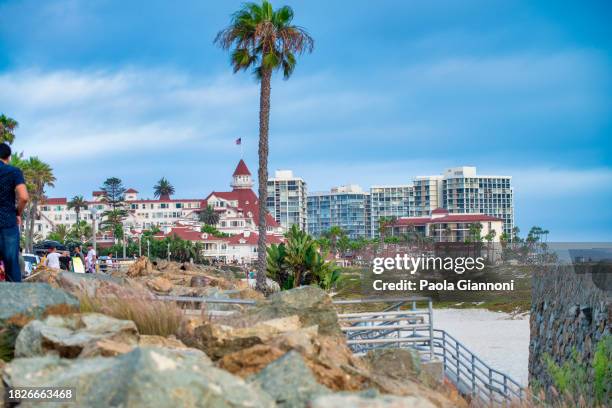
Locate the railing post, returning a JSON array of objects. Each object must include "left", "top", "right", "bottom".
[
  {"left": 471, "top": 354, "right": 476, "bottom": 398},
  {"left": 488, "top": 368, "right": 493, "bottom": 404},
  {"left": 428, "top": 299, "right": 434, "bottom": 360},
  {"left": 456, "top": 339, "right": 460, "bottom": 381},
  {"left": 503, "top": 376, "right": 508, "bottom": 400},
  {"left": 442, "top": 332, "right": 447, "bottom": 370}
]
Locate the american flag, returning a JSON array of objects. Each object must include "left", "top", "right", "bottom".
[{"left": 235, "top": 138, "right": 241, "bottom": 145}]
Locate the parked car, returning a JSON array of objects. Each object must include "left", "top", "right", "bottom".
[
  {"left": 22, "top": 253, "right": 40, "bottom": 277},
  {"left": 33, "top": 240, "right": 68, "bottom": 256}
]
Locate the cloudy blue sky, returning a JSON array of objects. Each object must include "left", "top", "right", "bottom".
[{"left": 1, "top": 0, "right": 610, "bottom": 240}]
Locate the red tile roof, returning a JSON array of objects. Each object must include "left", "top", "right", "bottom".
[
  {"left": 158, "top": 227, "right": 225, "bottom": 242},
  {"left": 394, "top": 217, "right": 431, "bottom": 226},
  {"left": 205, "top": 188, "right": 280, "bottom": 227},
  {"left": 431, "top": 208, "right": 449, "bottom": 215},
  {"left": 92, "top": 191, "right": 105, "bottom": 197},
  {"left": 392, "top": 213, "right": 502, "bottom": 227},
  {"left": 431, "top": 214, "right": 502, "bottom": 223},
  {"left": 233, "top": 159, "right": 251, "bottom": 176},
  {"left": 227, "top": 232, "right": 283, "bottom": 246},
  {"left": 125, "top": 188, "right": 139, "bottom": 193},
  {"left": 44, "top": 198, "right": 67, "bottom": 205}
]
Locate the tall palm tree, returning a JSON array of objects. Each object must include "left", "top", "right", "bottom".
[
  {"left": 67, "top": 195, "right": 88, "bottom": 238},
  {"left": 0, "top": 114, "right": 18, "bottom": 144},
  {"left": 153, "top": 177, "right": 175, "bottom": 200},
  {"left": 377, "top": 216, "right": 397, "bottom": 246},
  {"left": 215, "top": 1, "right": 313, "bottom": 292},
  {"left": 324, "top": 226, "right": 345, "bottom": 255},
  {"left": 22, "top": 157, "right": 56, "bottom": 251}
]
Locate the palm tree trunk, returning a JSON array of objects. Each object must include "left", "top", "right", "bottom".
[
  {"left": 256, "top": 67, "right": 272, "bottom": 293},
  {"left": 27, "top": 198, "right": 37, "bottom": 252},
  {"left": 76, "top": 210, "right": 80, "bottom": 238}
]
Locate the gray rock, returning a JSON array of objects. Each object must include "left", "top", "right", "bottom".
[
  {"left": 3, "top": 346, "right": 273, "bottom": 408},
  {"left": 365, "top": 348, "right": 421, "bottom": 379},
  {"left": 0, "top": 283, "right": 79, "bottom": 355},
  {"left": 237, "top": 286, "right": 342, "bottom": 337},
  {"left": 57, "top": 271, "right": 126, "bottom": 295},
  {"left": 15, "top": 313, "right": 139, "bottom": 358},
  {"left": 310, "top": 394, "right": 437, "bottom": 408},
  {"left": 249, "top": 351, "right": 329, "bottom": 407}
]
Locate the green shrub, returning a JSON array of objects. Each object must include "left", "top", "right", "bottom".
[
  {"left": 543, "top": 335, "right": 611, "bottom": 406},
  {"left": 592, "top": 336, "right": 611, "bottom": 404}
]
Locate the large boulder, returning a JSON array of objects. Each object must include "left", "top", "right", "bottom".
[
  {"left": 3, "top": 346, "right": 273, "bottom": 407},
  {"left": 146, "top": 276, "right": 173, "bottom": 294},
  {"left": 249, "top": 351, "right": 330, "bottom": 408},
  {"left": 219, "top": 344, "right": 286, "bottom": 377},
  {"left": 139, "top": 335, "right": 189, "bottom": 349},
  {"left": 126, "top": 256, "right": 154, "bottom": 277},
  {"left": 0, "top": 283, "right": 79, "bottom": 355},
  {"left": 363, "top": 349, "right": 467, "bottom": 407},
  {"left": 219, "top": 326, "right": 370, "bottom": 392},
  {"left": 233, "top": 286, "right": 343, "bottom": 337},
  {"left": 365, "top": 348, "right": 421, "bottom": 380},
  {"left": 182, "top": 316, "right": 301, "bottom": 360},
  {"left": 15, "top": 313, "right": 139, "bottom": 358},
  {"left": 56, "top": 272, "right": 126, "bottom": 296}
]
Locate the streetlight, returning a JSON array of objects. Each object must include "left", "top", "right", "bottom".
[{"left": 90, "top": 207, "right": 98, "bottom": 254}]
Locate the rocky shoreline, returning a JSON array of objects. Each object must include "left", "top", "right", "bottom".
[{"left": 0, "top": 258, "right": 467, "bottom": 407}]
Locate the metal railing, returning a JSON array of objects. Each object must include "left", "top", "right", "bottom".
[
  {"left": 154, "top": 293, "right": 524, "bottom": 406},
  {"left": 432, "top": 329, "right": 524, "bottom": 406},
  {"left": 335, "top": 297, "right": 434, "bottom": 360}
]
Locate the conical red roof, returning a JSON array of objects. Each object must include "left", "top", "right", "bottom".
[{"left": 233, "top": 159, "right": 251, "bottom": 176}]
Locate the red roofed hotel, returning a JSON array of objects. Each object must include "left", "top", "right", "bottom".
[
  {"left": 35, "top": 160, "right": 285, "bottom": 264},
  {"left": 386, "top": 208, "right": 504, "bottom": 242}
]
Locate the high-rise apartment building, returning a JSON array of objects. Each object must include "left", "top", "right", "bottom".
[
  {"left": 413, "top": 176, "right": 443, "bottom": 216},
  {"left": 266, "top": 170, "right": 308, "bottom": 231},
  {"left": 307, "top": 185, "right": 370, "bottom": 239},
  {"left": 440, "top": 167, "right": 514, "bottom": 236},
  {"left": 369, "top": 185, "right": 415, "bottom": 237},
  {"left": 306, "top": 166, "right": 514, "bottom": 240}
]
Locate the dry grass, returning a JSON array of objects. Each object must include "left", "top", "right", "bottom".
[{"left": 77, "top": 291, "right": 183, "bottom": 337}]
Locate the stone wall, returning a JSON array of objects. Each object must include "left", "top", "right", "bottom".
[{"left": 529, "top": 265, "right": 610, "bottom": 391}]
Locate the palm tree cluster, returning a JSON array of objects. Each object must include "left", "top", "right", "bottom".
[
  {"left": 267, "top": 225, "right": 341, "bottom": 291},
  {"left": 0, "top": 114, "right": 18, "bottom": 144},
  {"left": 215, "top": 0, "right": 313, "bottom": 292}
]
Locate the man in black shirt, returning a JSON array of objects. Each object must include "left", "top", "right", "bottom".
[{"left": 0, "top": 143, "right": 29, "bottom": 282}]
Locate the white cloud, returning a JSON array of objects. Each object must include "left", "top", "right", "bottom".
[{"left": 0, "top": 68, "right": 261, "bottom": 159}]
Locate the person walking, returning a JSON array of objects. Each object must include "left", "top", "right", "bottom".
[
  {"left": 72, "top": 245, "right": 86, "bottom": 273},
  {"left": 86, "top": 244, "right": 96, "bottom": 273},
  {"left": 44, "top": 246, "right": 61, "bottom": 270},
  {"left": 0, "top": 143, "right": 29, "bottom": 282}
]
